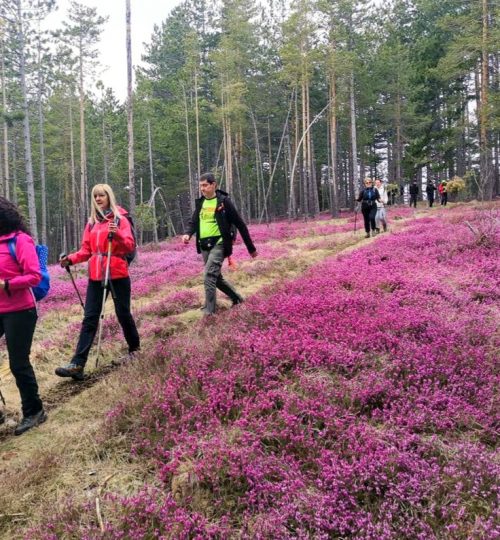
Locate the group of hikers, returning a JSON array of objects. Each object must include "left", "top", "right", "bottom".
[
  {"left": 409, "top": 179, "right": 449, "bottom": 208},
  {"left": 356, "top": 178, "right": 388, "bottom": 238},
  {"left": 1, "top": 170, "right": 451, "bottom": 436},
  {"left": 0, "top": 172, "right": 257, "bottom": 436}
]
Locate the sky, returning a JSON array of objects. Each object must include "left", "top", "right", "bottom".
[{"left": 45, "top": 0, "right": 184, "bottom": 101}]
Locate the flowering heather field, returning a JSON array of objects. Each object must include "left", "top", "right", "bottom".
[{"left": 27, "top": 206, "right": 499, "bottom": 539}]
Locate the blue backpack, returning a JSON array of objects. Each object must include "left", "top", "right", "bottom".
[{"left": 7, "top": 237, "right": 51, "bottom": 301}]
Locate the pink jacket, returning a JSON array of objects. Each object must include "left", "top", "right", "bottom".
[{"left": 0, "top": 232, "right": 41, "bottom": 314}]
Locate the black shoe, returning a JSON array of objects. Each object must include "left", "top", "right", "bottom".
[
  {"left": 383, "top": 224, "right": 387, "bottom": 232},
  {"left": 231, "top": 296, "right": 244, "bottom": 307},
  {"left": 365, "top": 233, "right": 370, "bottom": 238},
  {"left": 14, "top": 409, "right": 47, "bottom": 436},
  {"left": 55, "top": 362, "right": 84, "bottom": 381}
]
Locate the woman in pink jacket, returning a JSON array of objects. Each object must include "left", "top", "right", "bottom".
[
  {"left": 0, "top": 197, "right": 46, "bottom": 436},
  {"left": 55, "top": 184, "right": 140, "bottom": 380}
]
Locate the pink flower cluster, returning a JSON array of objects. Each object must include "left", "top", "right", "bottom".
[{"left": 29, "top": 207, "right": 499, "bottom": 539}]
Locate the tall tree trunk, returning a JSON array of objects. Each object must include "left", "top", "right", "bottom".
[
  {"left": 0, "top": 43, "right": 8, "bottom": 198},
  {"left": 479, "top": 0, "right": 492, "bottom": 199},
  {"left": 1, "top": 79, "right": 8, "bottom": 198},
  {"left": 69, "top": 97, "right": 79, "bottom": 246},
  {"left": 182, "top": 86, "right": 194, "bottom": 210},
  {"left": 349, "top": 71, "right": 358, "bottom": 209},
  {"left": 78, "top": 46, "right": 87, "bottom": 226},
  {"left": 147, "top": 120, "right": 158, "bottom": 243},
  {"left": 194, "top": 68, "right": 201, "bottom": 179},
  {"left": 126, "top": 0, "right": 136, "bottom": 214},
  {"left": 17, "top": 0, "right": 38, "bottom": 240},
  {"left": 328, "top": 71, "right": 339, "bottom": 217},
  {"left": 37, "top": 70, "right": 47, "bottom": 245}
]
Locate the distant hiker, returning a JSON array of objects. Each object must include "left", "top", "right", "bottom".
[
  {"left": 182, "top": 172, "right": 257, "bottom": 315},
  {"left": 55, "top": 184, "right": 140, "bottom": 381},
  {"left": 356, "top": 178, "right": 381, "bottom": 238},
  {"left": 438, "top": 181, "right": 448, "bottom": 206},
  {"left": 0, "top": 197, "right": 46, "bottom": 435},
  {"left": 374, "top": 179, "right": 388, "bottom": 233},
  {"left": 426, "top": 180, "right": 437, "bottom": 207},
  {"left": 409, "top": 180, "right": 419, "bottom": 208}
]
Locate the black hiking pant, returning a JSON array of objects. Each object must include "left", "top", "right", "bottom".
[
  {"left": 410, "top": 194, "right": 418, "bottom": 207},
  {"left": 0, "top": 308, "right": 43, "bottom": 417},
  {"left": 72, "top": 278, "right": 140, "bottom": 367},
  {"left": 361, "top": 204, "right": 377, "bottom": 233}
]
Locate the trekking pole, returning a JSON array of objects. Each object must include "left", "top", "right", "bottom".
[
  {"left": 0, "top": 387, "right": 5, "bottom": 407},
  {"left": 60, "top": 252, "right": 84, "bottom": 310},
  {"left": 95, "top": 232, "right": 114, "bottom": 368},
  {"left": 354, "top": 204, "right": 359, "bottom": 234}
]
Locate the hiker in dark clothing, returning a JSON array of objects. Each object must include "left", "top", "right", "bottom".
[
  {"left": 426, "top": 181, "right": 437, "bottom": 207},
  {"left": 0, "top": 197, "right": 46, "bottom": 436},
  {"left": 409, "top": 181, "right": 419, "bottom": 208},
  {"left": 183, "top": 172, "right": 257, "bottom": 315},
  {"left": 356, "top": 178, "right": 381, "bottom": 238}
]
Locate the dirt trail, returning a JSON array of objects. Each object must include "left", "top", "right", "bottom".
[{"left": 0, "top": 212, "right": 419, "bottom": 442}]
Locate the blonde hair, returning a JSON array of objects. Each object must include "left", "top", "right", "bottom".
[
  {"left": 364, "top": 177, "right": 374, "bottom": 185},
  {"left": 89, "top": 184, "right": 122, "bottom": 225}
]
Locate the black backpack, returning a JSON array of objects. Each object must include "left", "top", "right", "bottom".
[{"left": 120, "top": 214, "right": 137, "bottom": 265}]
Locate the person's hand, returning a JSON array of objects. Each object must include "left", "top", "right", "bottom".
[
  {"left": 60, "top": 256, "right": 71, "bottom": 268},
  {"left": 108, "top": 221, "right": 118, "bottom": 234},
  {"left": 250, "top": 250, "right": 258, "bottom": 259},
  {"left": 0, "top": 279, "right": 4, "bottom": 289},
  {"left": 182, "top": 235, "right": 191, "bottom": 244}
]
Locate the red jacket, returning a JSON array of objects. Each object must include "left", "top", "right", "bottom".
[{"left": 69, "top": 207, "right": 135, "bottom": 281}]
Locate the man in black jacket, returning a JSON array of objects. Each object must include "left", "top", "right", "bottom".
[
  {"left": 183, "top": 173, "right": 257, "bottom": 315},
  {"left": 409, "top": 180, "right": 419, "bottom": 208}
]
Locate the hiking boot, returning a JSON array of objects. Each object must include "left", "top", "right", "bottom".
[
  {"left": 383, "top": 224, "right": 387, "bottom": 232},
  {"left": 55, "top": 362, "right": 84, "bottom": 381},
  {"left": 112, "top": 350, "right": 140, "bottom": 366},
  {"left": 365, "top": 232, "right": 370, "bottom": 239},
  {"left": 231, "top": 296, "right": 244, "bottom": 307},
  {"left": 14, "top": 409, "right": 47, "bottom": 436}
]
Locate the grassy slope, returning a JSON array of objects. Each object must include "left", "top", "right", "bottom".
[{"left": 0, "top": 205, "right": 489, "bottom": 538}]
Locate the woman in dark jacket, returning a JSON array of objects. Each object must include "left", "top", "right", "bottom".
[
  {"left": 0, "top": 197, "right": 46, "bottom": 435},
  {"left": 55, "top": 183, "right": 140, "bottom": 380},
  {"left": 357, "top": 178, "right": 381, "bottom": 238}
]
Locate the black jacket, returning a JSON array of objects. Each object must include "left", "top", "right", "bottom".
[
  {"left": 185, "top": 189, "right": 256, "bottom": 258},
  {"left": 426, "top": 183, "right": 436, "bottom": 195},
  {"left": 409, "top": 183, "right": 419, "bottom": 195},
  {"left": 357, "top": 187, "right": 380, "bottom": 209}
]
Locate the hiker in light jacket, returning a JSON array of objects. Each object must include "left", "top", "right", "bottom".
[
  {"left": 356, "top": 178, "right": 381, "bottom": 238},
  {"left": 183, "top": 172, "right": 258, "bottom": 315},
  {"left": 55, "top": 184, "right": 140, "bottom": 381},
  {"left": 374, "top": 179, "right": 389, "bottom": 233},
  {"left": 0, "top": 197, "right": 46, "bottom": 436}
]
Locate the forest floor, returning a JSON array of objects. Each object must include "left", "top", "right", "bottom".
[{"left": 0, "top": 202, "right": 497, "bottom": 539}]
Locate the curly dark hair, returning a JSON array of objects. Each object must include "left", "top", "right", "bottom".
[{"left": 0, "top": 197, "right": 31, "bottom": 236}]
